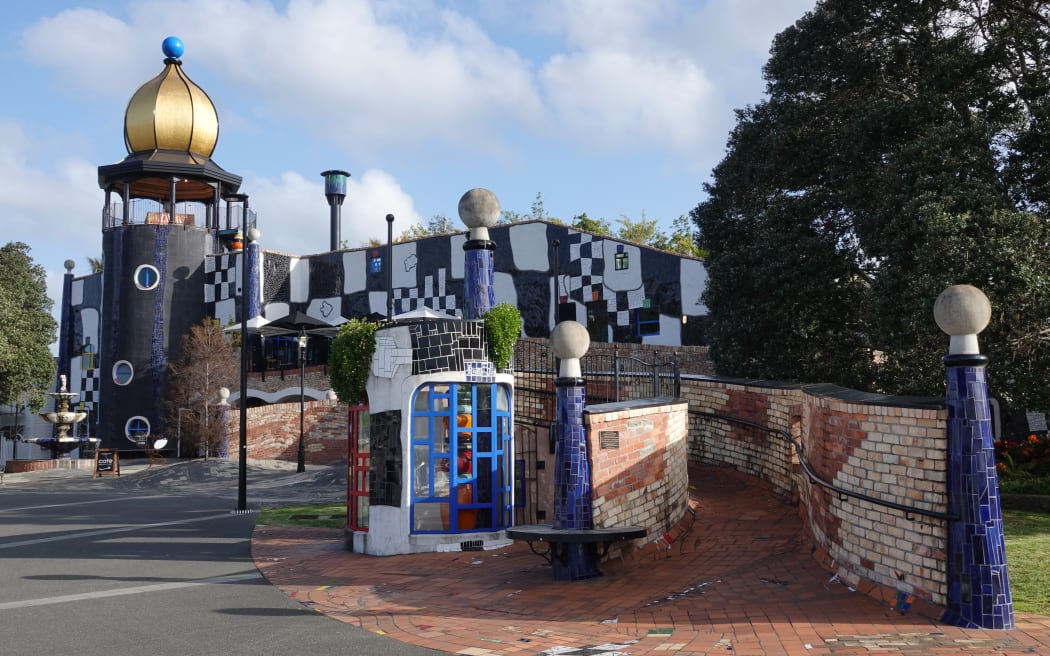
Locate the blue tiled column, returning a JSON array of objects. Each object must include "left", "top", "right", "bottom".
[
  {"left": 458, "top": 188, "right": 500, "bottom": 320},
  {"left": 217, "top": 401, "right": 230, "bottom": 459},
  {"left": 245, "top": 240, "right": 261, "bottom": 320},
  {"left": 463, "top": 242, "right": 494, "bottom": 320},
  {"left": 552, "top": 376, "right": 599, "bottom": 580},
  {"left": 942, "top": 354, "right": 1014, "bottom": 629}
]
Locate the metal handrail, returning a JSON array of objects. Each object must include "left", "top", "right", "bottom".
[{"left": 691, "top": 410, "right": 954, "bottom": 521}]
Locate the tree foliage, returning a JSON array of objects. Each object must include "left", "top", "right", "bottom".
[
  {"left": 692, "top": 0, "right": 1050, "bottom": 407},
  {"left": 571, "top": 212, "right": 611, "bottom": 235},
  {"left": 0, "top": 242, "right": 57, "bottom": 408},
  {"left": 165, "top": 319, "right": 239, "bottom": 456},
  {"left": 397, "top": 214, "right": 462, "bottom": 242}
]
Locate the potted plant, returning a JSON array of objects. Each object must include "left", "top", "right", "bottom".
[
  {"left": 328, "top": 318, "right": 379, "bottom": 403},
  {"left": 484, "top": 303, "right": 522, "bottom": 371}
]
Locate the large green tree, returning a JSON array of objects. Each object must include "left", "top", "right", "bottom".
[
  {"left": 693, "top": 0, "right": 1050, "bottom": 407},
  {"left": 0, "top": 242, "right": 57, "bottom": 409}
]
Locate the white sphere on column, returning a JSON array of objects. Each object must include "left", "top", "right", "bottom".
[
  {"left": 551, "top": 321, "right": 590, "bottom": 378},
  {"left": 934, "top": 284, "right": 991, "bottom": 355},
  {"left": 458, "top": 188, "right": 500, "bottom": 241}
]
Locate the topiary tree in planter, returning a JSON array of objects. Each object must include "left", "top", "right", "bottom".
[
  {"left": 329, "top": 318, "right": 379, "bottom": 404},
  {"left": 484, "top": 303, "right": 522, "bottom": 371}
]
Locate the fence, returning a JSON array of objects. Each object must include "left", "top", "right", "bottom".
[{"left": 512, "top": 337, "right": 680, "bottom": 410}]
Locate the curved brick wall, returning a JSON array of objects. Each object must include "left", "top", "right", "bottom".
[{"left": 681, "top": 374, "right": 950, "bottom": 607}]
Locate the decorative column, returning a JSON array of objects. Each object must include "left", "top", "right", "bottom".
[
  {"left": 934, "top": 284, "right": 1014, "bottom": 630},
  {"left": 56, "top": 259, "right": 76, "bottom": 395},
  {"left": 216, "top": 387, "right": 230, "bottom": 459},
  {"left": 550, "top": 321, "right": 599, "bottom": 580},
  {"left": 458, "top": 188, "right": 500, "bottom": 320}
]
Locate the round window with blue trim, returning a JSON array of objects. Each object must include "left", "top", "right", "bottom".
[
  {"left": 113, "top": 360, "right": 134, "bottom": 385},
  {"left": 134, "top": 264, "right": 160, "bottom": 290}
]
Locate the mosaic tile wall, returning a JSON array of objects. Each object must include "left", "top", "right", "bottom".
[
  {"left": 409, "top": 319, "right": 486, "bottom": 376},
  {"left": 942, "top": 360, "right": 1014, "bottom": 630},
  {"left": 201, "top": 221, "right": 708, "bottom": 346},
  {"left": 368, "top": 410, "right": 403, "bottom": 508}
]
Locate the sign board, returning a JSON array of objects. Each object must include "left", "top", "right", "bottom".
[
  {"left": 1026, "top": 411, "right": 1047, "bottom": 433},
  {"left": 94, "top": 448, "right": 120, "bottom": 478}
]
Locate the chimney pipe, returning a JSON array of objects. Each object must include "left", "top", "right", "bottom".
[{"left": 321, "top": 170, "right": 350, "bottom": 251}]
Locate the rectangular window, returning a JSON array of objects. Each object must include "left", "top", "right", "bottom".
[
  {"left": 636, "top": 306, "right": 661, "bottom": 336},
  {"left": 369, "top": 249, "right": 383, "bottom": 274},
  {"left": 81, "top": 341, "right": 97, "bottom": 370},
  {"left": 614, "top": 251, "right": 629, "bottom": 270}
]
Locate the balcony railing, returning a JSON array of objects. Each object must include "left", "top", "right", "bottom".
[{"left": 102, "top": 199, "right": 257, "bottom": 232}]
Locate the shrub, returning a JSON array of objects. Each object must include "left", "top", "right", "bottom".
[
  {"left": 329, "top": 318, "right": 378, "bottom": 404},
  {"left": 484, "top": 303, "right": 521, "bottom": 371}
]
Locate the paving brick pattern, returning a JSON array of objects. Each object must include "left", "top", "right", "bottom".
[{"left": 253, "top": 464, "right": 1050, "bottom": 655}]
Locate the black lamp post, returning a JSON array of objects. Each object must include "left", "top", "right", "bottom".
[
  {"left": 229, "top": 193, "right": 253, "bottom": 513},
  {"left": 386, "top": 213, "right": 395, "bottom": 318},
  {"left": 296, "top": 328, "right": 307, "bottom": 473}
]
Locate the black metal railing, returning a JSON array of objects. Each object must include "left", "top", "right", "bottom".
[
  {"left": 513, "top": 339, "right": 680, "bottom": 404},
  {"left": 103, "top": 200, "right": 257, "bottom": 231}
]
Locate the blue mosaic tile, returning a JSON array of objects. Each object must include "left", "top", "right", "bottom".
[
  {"left": 464, "top": 247, "right": 495, "bottom": 320},
  {"left": 551, "top": 379, "right": 599, "bottom": 579},
  {"left": 942, "top": 363, "right": 1014, "bottom": 630}
]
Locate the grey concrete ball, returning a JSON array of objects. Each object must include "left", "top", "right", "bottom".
[
  {"left": 64, "top": 259, "right": 76, "bottom": 272},
  {"left": 934, "top": 284, "right": 991, "bottom": 336},
  {"left": 551, "top": 321, "right": 590, "bottom": 359},
  {"left": 458, "top": 188, "right": 501, "bottom": 229}
]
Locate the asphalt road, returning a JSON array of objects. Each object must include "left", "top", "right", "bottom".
[{"left": 0, "top": 462, "right": 443, "bottom": 656}]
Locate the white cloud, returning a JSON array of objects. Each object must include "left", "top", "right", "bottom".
[
  {"left": 0, "top": 121, "right": 100, "bottom": 265},
  {"left": 541, "top": 49, "right": 715, "bottom": 154},
  {"left": 246, "top": 168, "right": 422, "bottom": 255},
  {"left": 20, "top": 8, "right": 152, "bottom": 97}
]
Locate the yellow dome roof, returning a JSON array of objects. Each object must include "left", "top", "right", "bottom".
[{"left": 123, "top": 39, "right": 218, "bottom": 157}]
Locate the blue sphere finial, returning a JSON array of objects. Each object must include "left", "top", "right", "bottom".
[{"left": 162, "top": 36, "right": 184, "bottom": 59}]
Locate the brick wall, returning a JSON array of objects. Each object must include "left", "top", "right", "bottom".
[
  {"left": 799, "top": 393, "right": 947, "bottom": 606},
  {"left": 682, "top": 374, "right": 949, "bottom": 607},
  {"left": 228, "top": 400, "right": 347, "bottom": 464},
  {"left": 584, "top": 399, "right": 690, "bottom": 560}
]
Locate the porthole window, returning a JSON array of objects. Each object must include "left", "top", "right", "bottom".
[
  {"left": 134, "top": 264, "right": 160, "bottom": 290},
  {"left": 125, "top": 416, "right": 150, "bottom": 445},
  {"left": 113, "top": 360, "right": 134, "bottom": 385}
]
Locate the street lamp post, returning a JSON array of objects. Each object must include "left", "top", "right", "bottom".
[
  {"left": 231, "top": 194, "right": 254, "bottom": 513},
  {"left": 296, "top": 328, "right": 307, "bottom": 473}
]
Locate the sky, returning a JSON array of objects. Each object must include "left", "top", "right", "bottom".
[{"left": 1, "top": 0, "right": 817, "bottom": 343}]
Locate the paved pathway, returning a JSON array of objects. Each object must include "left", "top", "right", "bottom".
[{"left": 254, "top": 464, "right": 1050, "bottom": 655}]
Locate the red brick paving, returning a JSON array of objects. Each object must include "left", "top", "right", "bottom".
[{"left": 253, "top": 464, "right": 1050, "bottom": 655}]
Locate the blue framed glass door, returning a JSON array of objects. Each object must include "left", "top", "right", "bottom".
[{"left": 410, "top": 382, "right": 512, "bottom": 533}]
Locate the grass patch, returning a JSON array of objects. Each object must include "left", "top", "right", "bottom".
[
  {"left": 1004, "top": 509, "right": 1050, "bottom": 615},
  {"left": 1001, "top": 477, "right": 1050, "bottom": 496},
  {"left": 257, "top": 504, "right": 345, "bottom": 529}
]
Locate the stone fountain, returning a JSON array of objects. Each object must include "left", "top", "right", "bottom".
[{"left": 26, "top": 375, "right": 96, "bottom": 459}]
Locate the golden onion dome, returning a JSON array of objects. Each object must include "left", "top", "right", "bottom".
[{"left": 123, "top": 37, "right": 218, "bottom": 157}]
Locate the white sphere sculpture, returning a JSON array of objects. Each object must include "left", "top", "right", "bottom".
[
  {"left": 934, "top": 284, "right": 991, "bottom": 355},
  {"left": 458, "top": 188, "right": 501, "bottom": 240},
  {"left": 551, "top": 321, "right": 590, "bottom": 378}
]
